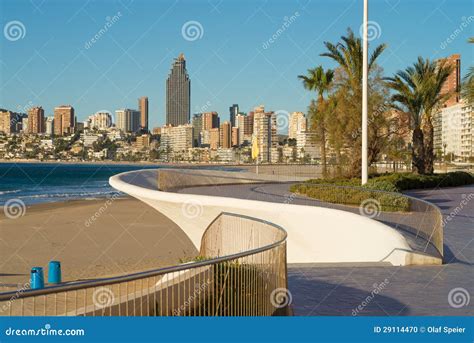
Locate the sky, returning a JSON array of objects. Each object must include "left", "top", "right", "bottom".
[{"left": 0, "top": 0, "right": 472, "bottom": 128}]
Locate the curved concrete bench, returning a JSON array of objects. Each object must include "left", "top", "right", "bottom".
[{"left": 109, "top": 168, "right": 435, "bottom": 266}]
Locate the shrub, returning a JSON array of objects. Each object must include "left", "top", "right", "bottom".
[{"left": 290, "top": 171, "right": 473, "bottom": 212}]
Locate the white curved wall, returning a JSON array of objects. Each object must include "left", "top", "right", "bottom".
[{"left": 109, "top": 169, "right": 413, "bottom": 265}]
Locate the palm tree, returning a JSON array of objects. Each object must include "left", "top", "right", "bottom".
[
  {"left": 298, "top": 66, "right": 334, "bottom": 177},
  {"left": 320, "top": 28, "right": 386, "bottom": 176},
  {"left": 385, "top": 57, "right": 452, "bottom": 174},
  {"left": 418, "top": 58, "right": 452, "bottom": 173},
  {"left": 321, "top": 28, "right": 386, "bottom": 89},
  {"left": 462, "top": 37, "right": 474, "bottom": 103}
]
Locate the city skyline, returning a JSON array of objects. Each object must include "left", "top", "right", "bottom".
[{"left": 0, "top": 0, "right": 471, "bottom": 128}]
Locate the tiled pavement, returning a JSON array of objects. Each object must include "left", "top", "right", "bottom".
[{"left": 180, "top": 184, "right": 473, "bottom": 316}]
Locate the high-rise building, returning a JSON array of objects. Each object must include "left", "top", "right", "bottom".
[
  {"left": 135, "top": 134, "right": 151, "bottom": 150},
  {"left": 229, "top": 104, "right": 239, "bottom": 127},
  {"left": 115, "top": 109, "right": 140, "bottom": 132},
  {"left": 0, "top": 110, "right": 23, "bottom": 134},
  {"left": 161, "top": 124, "right": 193, "bottom": 152},
  {"left": 296, "top": 131, "right": 320, "bottom": 160},
  {"left": 54, "top": 105, "right": 75, "bottom": 136},
  {"left": 253, "top": 106, "right": 278, "bottom": 163},
  {"left": 209, "top": 128, "right": 220, "bottom": 150},
  {"left": 235, "top": 113, "right": 253, "bottom": 146},
  {"left": 166, "top": 53, "right": 191, "bottom": 126},
  {"left": 192, "top": 113, "right": 203, "bottom": 147},
  {"left": 460, "top": 102, "right": 473, "bottom": 161},
  {"left": 288, "top": 112, "right": 307, "bottom": 140},
  {"left": 438, "top": 54, "right": 461, "bottom": 107},
  {"left": 27, "top": 106, "right": 45, "bottom": 134},
  {"left": 231, "top": 127, "right": 239, "bottom": 147},
  {"left": 138, "top": 96, "right": 149, "bottom": 131},
  {"left": 220, "top": 121, "right": 231, "bottom": 149},
  {"left": 45, "top": 117, "right": 54, "bottom": 136},
  {"left": 202, "top": 112, "right": 219, "bottom": 130},
  {"left": 89, "top": 111, "right": 113, "bottom": 130}
]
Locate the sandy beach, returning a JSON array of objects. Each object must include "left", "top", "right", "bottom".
[{"left": 0, "top": 198, "right": 197, "bottom": 291}]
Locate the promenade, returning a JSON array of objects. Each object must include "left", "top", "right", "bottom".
[{"left": 179, "top": 184, "right": 473, "bottom": 316}]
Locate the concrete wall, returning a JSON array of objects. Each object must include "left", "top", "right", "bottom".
[{"left": 109, "top": 169, "right": 415, "bottom": 265}]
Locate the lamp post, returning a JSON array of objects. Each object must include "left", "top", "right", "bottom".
[{"left": 361, "top": 0, "right": 369, "bottom": 185}]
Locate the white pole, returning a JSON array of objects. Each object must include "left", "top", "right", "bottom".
[{"left": 361, "top": 0, "right": 369, "bottom": 185}]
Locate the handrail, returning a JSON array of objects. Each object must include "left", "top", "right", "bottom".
[
  {"left": 0, "top": 212, "right": 287, "bottom": 301},
  {"left": 289, "top": 182, "right": 444, "bottom": 259}
]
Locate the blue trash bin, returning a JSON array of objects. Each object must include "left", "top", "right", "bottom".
[
  {"left": 48, "top": 261, "right": 61, "bottom": 284},
  {"left": 30, "top": 267, "right": 44, "bottom": 289}
]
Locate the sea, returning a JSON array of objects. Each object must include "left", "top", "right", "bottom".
[{"left": 0, "top": 162, "right": 232, "bottom": 206}]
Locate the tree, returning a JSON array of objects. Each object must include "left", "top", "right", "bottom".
[
  {"left": 385, "top": 57, "right": 452, "bottom": 174},
  {"left": 298, "top": 65, "right": 334, "bottom": 177},
  {"left": 320, "top": 28, "right": 386, "bottom": 177}
]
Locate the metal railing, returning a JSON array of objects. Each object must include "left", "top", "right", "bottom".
[
  {"left": 0, "top": 213, "right": 288, "bottom": 316},
  {"left": 289, "top": 183, "right": 444, "bottom": 259}
]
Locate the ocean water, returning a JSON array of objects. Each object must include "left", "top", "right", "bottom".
[{"left": 0, "top": 163, "right": 207, "bottom": 206}]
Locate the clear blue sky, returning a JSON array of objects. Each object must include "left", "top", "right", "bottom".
[{"left": 0, "top": 0, "right": 472, "bottom": 128}]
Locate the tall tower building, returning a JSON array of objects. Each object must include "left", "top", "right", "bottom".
[
  {"left": 27, "top": 106, "right": 45, "bottom": 134},
  {"left": 166, "top": 53, "right": 191, "bottom": 126},
  {"left": 220, "top": 121, "right": 231, "bottom": 149},
  {"left": 288, "top": 112, "right": 307, "bottom": 140},
  {"left": 253, "top": 106, "right": 278, "bottom": 163},
  {"left": 229, "top": 104, "right": 239, "bottom": 127},
  {"left": 202, "top": 112, "right": 219, "bottom": 130},
  {"left": 139, "top": 96, "right": 149, "bottom": 131},
  {"left": 437, "top": 54, "right": 461, "bottom": 107},
  {"left": 192, "top": 113, "right": 203, "bottom": 147},
  {"left": 54, "top": 105, "right": 75, "bottom": 136},
  {"left": 115, "top": 109, "right": 140, "bottom": 132}
]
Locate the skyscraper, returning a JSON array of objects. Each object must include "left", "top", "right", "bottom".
[
  {"left": 229, "top": 104, "right": 239, "bottom": 127},
  {"left": 115, "top": 109, "right": 140, "bottom": 132},
  {"left": 437, "top": 54, "right": 461, "bottom": 107},
  {"left": 288, "top": 112, "right": 307, "bottom": 140},
  {"left": 166, "top": 53, "right": 191, "bottom": 126},
  {"left": 192, "top": 113, "right": 203, "bottom": 147},
  {"left": 139, "top": 96, "right": 149, "bottom": 131},
  {"left": 220, "top": 121, "right": 231, "bottom": 149},
  {"left": 54, "top": 105, "right": 75, "bottom": 136},
  {"left": 27, "top": 106, "right": 45, "bottom": 134},
  {"left": 202, "top": 112, "right": 219, "bottom": 130},
  {"left": 253, "top": 106, "right": 278, "bottom": 163}
]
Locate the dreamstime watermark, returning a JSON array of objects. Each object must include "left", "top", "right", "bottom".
[
  {"left": 359, "top": 198, "right": 381, "bottom": 218},
  {"left": 440, "top": 16, "right": 474, "bottom": 50},
  {"left": 352, "top": 278, "right": 390, "bottom": 316},
  {"left": 181, "top": 21, "right": 204, "bottom": 41},
  {"left": 181, "top": 199, "right": 203, "bottom": 219},
  {"left": 448, "top": 287, "right": 470, "bottom": 309},
  {"left": 262, "top": 12, "right": 300, "bottom": 50},
  {"left": 194, "top": 100, "right": 212, "bottom": 113},
  {"left": 443, "top": 193, "right": 474, "bottom": 227},
  {"left": 84, "top": 12, "right": 123, "bottom": 49},
  {"left": 0, "top": 282, "right": 30, "bottom": 313},
  {"left": 92, "top": 287, "right": 115, "bottom": 309},
  {"left": 4, "top": 20, "right": 26, "bottom": 41},
  {"left": 359, "top": 20, "right": 382, "bottom": 41},
  {"left": 3, "top": 198, "right": 26, "bottom": 219},
  {"left": 351, "top": 103, "right": 386, "bottom": 139},
  {"left": 172, "top": 280, "right": 210, "bottom": 315},
  {"left": 275, "top": 110, "right": 290, "bottom": 132},
  {"left": 270, "top": 287, "right": 292, "bottom": 308},
  {"left": 84, "top": 192, "right": 121, "bottom": 227}
]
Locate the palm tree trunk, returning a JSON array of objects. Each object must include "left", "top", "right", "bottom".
[
  {"left": 422, "top": 116, "right": 435, "bottom": 174},
  {"left": 412, "top": 127, "right": 425, "bottom": 174}
]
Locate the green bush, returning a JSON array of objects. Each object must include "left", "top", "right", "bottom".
[{"left": 290, "top": 172, "right": 473, "bottom": 212}]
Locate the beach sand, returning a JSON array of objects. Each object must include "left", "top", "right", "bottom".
[{"left": 0, "top": 198, "right": 197, "bottom": 291}]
